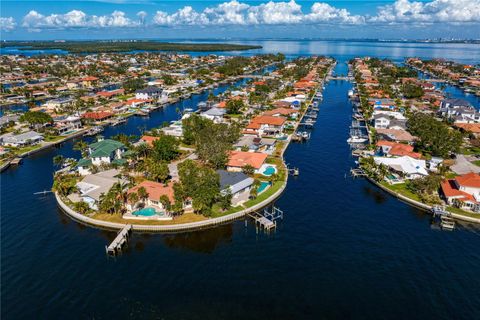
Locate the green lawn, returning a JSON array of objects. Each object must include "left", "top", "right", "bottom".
[
  {"left": 446, "top": 206, "right": 480, "bottom": 219},
  {"left": 243, "top": 180, "right": 285, "bottom": 208},
  {"left": 380, "top": 181, "right": 422, "bottom": 202},
  {"left": 472, "top": 160, "right": 480, "bottom": 167}
]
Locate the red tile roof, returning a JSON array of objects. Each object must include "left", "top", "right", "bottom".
[
  {"left": 228, "top": 151, "right": 268, "bottom": 169},
  {"left": 455, "top": 172, "right": 480, "bottom": 188},
  {"left": 81, "top": 111, "right": 113, "bottom": 120},
  {"left": 441, "top": 180, "right": 478, "bottom": 204},
  {"left": 376, "top": 140, "right": 422, "bottom": 159},
  {"left": 140, "top": 135, "right": 159, "bottom": 146},
  {"left": 128, "top": 180, "right": 175, "bottom": 203}
]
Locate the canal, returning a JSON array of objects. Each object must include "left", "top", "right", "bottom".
[{"left": 2, "top": 59, "right": 480, "bottom": 319}]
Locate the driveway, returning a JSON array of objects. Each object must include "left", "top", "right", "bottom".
[{"left": 451, "top": 154, "right": 480, "bottom": 175}]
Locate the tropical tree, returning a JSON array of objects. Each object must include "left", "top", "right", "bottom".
[
  {"left": 137, "top": 186, "right": 148, "bottom": 203},
  {"left": 152, "top": 135, "right": 179, "bottom": 162},
  {"left": 226, "top": 99, "right": 244, "bottom": 115},
  {"left": 73, "top": 201, "right": 90, "bottom": 215},
  {"left": 146, "top": 158, "right": 169, "bottom": 182},
  {"left": 218, "top": 188, "right": 232, "bottom": 210},
  {"left": 19, "top": 111, "right": 53, "bottom": 127},
  {"left": 242, "top": 164, "right": 255, "bottom": 176},
  {"left": 53, "top": 155, "right": 65, "bottom": 168},
  {"left": 159, "top": 195, "right": 172, "bottom": 212},
  {"left": 73, "top": 140, "right": 89, "bottom": 157},
  {"left": 52, "top": 174, "right": 77, "bottom": 196}
]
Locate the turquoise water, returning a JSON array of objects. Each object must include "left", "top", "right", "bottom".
[
  {"left": 133, "top": 207, "right": 157, "bottom": 216},
  {"left": 257, "top": 181, "right": 270, "bottom": 194},
  {"left": 262, "top": 166, "right": 276, "bottom": 176}
]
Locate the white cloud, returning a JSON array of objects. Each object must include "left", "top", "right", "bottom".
[
  {"left": 307, "top": 3, "right": 365, "bottom": 24},
  {"left": 153, "top": 1, "right": 361, "bottom": 26},
  {"left": 14, "top": 0, "right": 480, "bottom": 32},
  {"left": 22, "top": 10, "right": 140, "bottom": 30},
  {"left": 0, "top": 17, "right": 16, "bottom": 31},
  {"left": 370, "top": 0, "right": 480, "bottom": 24}
]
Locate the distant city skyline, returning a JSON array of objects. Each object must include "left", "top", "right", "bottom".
[{"left": 1, "top": 0, "right": 479, "bottom": 40}]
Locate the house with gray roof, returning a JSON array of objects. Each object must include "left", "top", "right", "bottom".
[
  {"left": 72, "top": 169, "right": 126, "bottom": 210},
  {"left": 217, "top": 170, "right": 254, "bottom": 206},
  {"left": 135, "top": 86, "right": 163, "bottom": 100},
  {"left": 0, "top": 130, "right": 43, "bottom": 147}
]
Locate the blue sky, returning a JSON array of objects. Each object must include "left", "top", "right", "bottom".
[{"left": 1, "top": 1, "right": 479, "bottom": 40}]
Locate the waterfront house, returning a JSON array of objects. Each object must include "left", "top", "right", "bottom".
[
  {"left": 264, "top": 108, "right": 299, "bottom": 119},
  {"left": 126, "top": 180, "right": 175, "bottom": 213},
  {"left": 82, "top": 111, "right": 114, "bottom": 122},
  {"left": 441, "top": 172, "right": 480, "bottom": 213},
  {"left": 227, "top": 151, "right": 268, "bottom": 173},
  {"left": 373, "top": 113, "right": 407, "bottom": 130},
  {"left": 73, "top": 169, "right": 126, "bottom": 210},
  {"left": 135, "top": 86, "right": 163, "bottom": 101},
  {"left": 217, "top": 170, "right": 254, "bottom": 206},
  {"left": 376, "top": 129, "right": 416, "bottom": 143},
  {"left": 233, "top": 136, "right": 276, "bottom": 153},
  {"left": 77, "top": 138, "right": 127, "bottom": 175},
  {"left": 54, "top": 115, "right": 82, "bottom": 134},
  {"left": 0, "top": 131, "right": 43, "bottom": 147},
  {"left": 244, "top": 115, "right": 286, "bottom": 136},
  {"left": 44, "top": 97, "right": 74, "bottom": 111},
  {"left": 376, "top": 141, "right": 422, "bottom": 159},
  {"left": 438, "top": 98, "right": 479, "bottom": 123},
  {"left": 200, "top": 107, "right": 226, "bottom": 123},
  {"left": 373, "top": 156, "right": 428, "bottom": 180}
]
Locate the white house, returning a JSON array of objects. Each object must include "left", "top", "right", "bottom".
[{"left": 373, "top": 156, "right": 428, "bottom": 180}]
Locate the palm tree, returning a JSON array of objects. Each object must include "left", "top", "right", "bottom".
[
  {"left": 137, "top": 186, "right": 148, "bottom": 204},
  {"left": 128, "top": 192, "right": 139, "bottom": 208},
  {"left": 73, "top": 141, "right": 89, "bottom": 157},
  {"left": 53, "top": 155, "right": 65, "bottom": 168}
]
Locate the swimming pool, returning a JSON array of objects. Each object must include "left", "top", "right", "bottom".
[
  {"left": 262, "top": 166, "right": 277, "bottom": 176},
  {"left": 257, "top": 181, "right": 270, "bottom": 194},
  {"left": 133, "top": 207, "right": 157, "bottom": 217}
]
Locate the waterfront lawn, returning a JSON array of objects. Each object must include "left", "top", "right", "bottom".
[
  {"left": 44, "top": 135, "right": 64, "bottom": 142},
  {"left": 380, "top": 181, "right": 422, "bottom": 202},
  {"left": 91, "top": 212, "right": 207, "bottom": 225},
  {"left": 211, "top": 204, "right": 244, "bottom": 218},
  {"left": 446, "top": 206, "right": 480, "bottom": 219},
  {"left": 243, "top": 180, "right": 284, "bottom": 208}
]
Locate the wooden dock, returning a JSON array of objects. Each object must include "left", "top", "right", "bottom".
[
  {"left": 247, "top": 207, "right": 284, "bottom": 233},
  {"left": 106, "top": 224, "right": 133, "bottom": 255}
]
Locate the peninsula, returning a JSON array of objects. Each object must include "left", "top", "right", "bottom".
[{"left": 0, "top": 41, "right": 262, "bottom": 53}]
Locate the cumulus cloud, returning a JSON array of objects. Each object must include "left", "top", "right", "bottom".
[
  {"left": 0, "top": 17, "right": 16, "bottom": 31},
  {"left": 22, "top": 10, "right": 140, "bottom": 30},
  {"left": 13, "top": 0, "right": 480, "bottom": 32},
  {"left": 153, "top": 1, "right": 363, "bottom": 26},
  {"left": 369, "top": 0, "right": 480, "bottom": 24}
]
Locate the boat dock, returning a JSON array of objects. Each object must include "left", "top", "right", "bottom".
[
  {"left": 106, "top": 224, "right": 133, "bottom": 255},
  {"left": 247, "top": 206, "right": 284, "bottom": 233}
]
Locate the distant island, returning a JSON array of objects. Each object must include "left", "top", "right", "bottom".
[{"left": 0, "top": 41, "right": 262, "bottom": 53}]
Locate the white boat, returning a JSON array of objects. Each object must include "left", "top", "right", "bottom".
[
  {"left": 348, "top": 90, "right": 354, "bottom": 97},
  {"left": 347, "top": 136, "right": 367, "bottom": 143}
]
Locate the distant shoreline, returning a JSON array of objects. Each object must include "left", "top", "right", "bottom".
[{"left": 0, "top": 41, "right": 262, "bottom": 54}]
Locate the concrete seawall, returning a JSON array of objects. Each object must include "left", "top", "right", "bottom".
[{"left": 366, "top": 177, "right": 480, "bottom": 224}]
